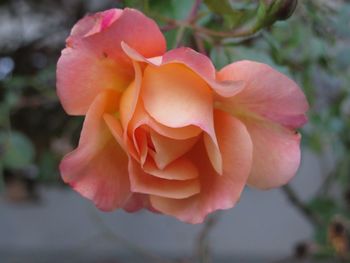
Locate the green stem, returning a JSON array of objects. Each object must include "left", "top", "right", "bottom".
[{"left": 196, "top": 212, "right": 222, "bottom": 263}]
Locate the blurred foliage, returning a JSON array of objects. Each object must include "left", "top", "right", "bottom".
[{"left": 0, "top": 0, "right": 350, "bottom": 261}]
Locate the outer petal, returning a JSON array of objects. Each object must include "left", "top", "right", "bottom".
[
  {"left": 216, "top": 60, "right": 308, "bottom": 189},
  {"left": 150, "top": 111, "right": 253, "bottom": 224},
  {"left": 59, "top": 90, "right": 131, "bottom": 211},
  {"left": 123, "top": 193, "right": 153, "bottom": 212},
  {"left": 68, "top": 9, "right": 122, "bottom": 45},
  {"left": 57, "top": 8, "right": 166, "bottom": 115},
  {"left": 243, "top": 118, "right": 302, "bottom": 189},
  {"left": 57, "top": 47, "right": 132, "bottom": 115},
  {"left": 216, "top": 60, "right": 309, "bottom": 129}
]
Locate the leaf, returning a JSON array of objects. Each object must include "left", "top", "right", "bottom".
[
  {"left": 308, "top": 197, "right": 338, "bottom": 222},
  {"left": 203, "top": 0, "right": 236, "bottom": 15},
  {"left": 203, "top": 0, "right": 254, "bottom": 29},
  {"left": 38, "top": 151, "right": 60, "bottom": 183},
  {"left": 0, "top": 131, "right": 35, "bottom": 169},
  {"left": 149, "top": 0, "right": 194, "bottom": 20},
  {"left": 210, "top": 46, "right": 230, "bottom": 69}
]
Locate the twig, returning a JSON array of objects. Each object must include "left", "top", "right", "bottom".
[
  {"left": 282, "top": 184, "right": 322, "bottom": 227},
  {"left": 174, "top": 0, "right": 202, "bottom": 48},
  {"left": 88, "top": 207, "right": 173, "bottom": 263},
  {"left": 193, "top": 32, "right": 207, "bottom": 55},
  {"left": 188, "top": 0, "right": 202, "bottom": 23},
  {"left": 196, "top": 211, "right": 223, "bottom": 263},
  {"left": 161, "top": 16, "right": 260, "bottom": 39}
]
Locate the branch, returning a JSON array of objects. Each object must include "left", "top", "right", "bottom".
[
  {"left": 196, "top": 212, "right": 222, "bottom": 263},
  {"left": 282, "top": 184, "right": 322, "bottom": 227},
  {"left": 174, "top": 0, "right": 202, "bottom": 48}
]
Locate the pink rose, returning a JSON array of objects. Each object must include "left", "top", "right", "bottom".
[{"left": 57, "top": 8, "right": 308, "bottom": 223}]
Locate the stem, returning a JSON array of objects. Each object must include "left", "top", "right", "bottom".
[
  {"left": 282, "top": 185, "right": 322, "bottom": 227},
  {"left": 88, "top": 208, "right": 173, "bottom": 263},
  {"left": 174, "top": 25, "right": 187, "bottom": 48},
  {"left": 160, "top": 16, "right": 260, "bottom": 39},
  {"left": 196, "top": 212, "right": 222, "bottom": 263}
]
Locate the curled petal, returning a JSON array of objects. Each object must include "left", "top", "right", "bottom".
[
  {"left": 162, "top": 47, "right": 216, "bottom": 79},
  {"left": 68, "top": 9, "right": 122, "bottom": 45},
  {"left": 150, "top": 111, "right": 253, "bottom": 223},
  {"left": 149, "top": 130, "right": 199, "bottom": 169},
  {"left": 129, "top": 101, "right": 202, "bottom": 140},
  {"left": 129, "top": 159, "right": 200, "bottom": 199},
  {"left": 60, "top": 90, "right": 131, "bottom": 211},
  {"left": 144, "top": 157, "right": 199, "bottom": 180},
  {"left": 162, "top": 47, "right": 244, "bottom": 97}
]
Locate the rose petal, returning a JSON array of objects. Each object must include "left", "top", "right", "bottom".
[
  {"left": 57, "top": 8, "right": 166, "bottom": 115},
  {"left": 141, "top": 63, "right": 214, "bottom": 130},
  {"left": 69, "top": 9, "right": 121, "bottom": 43},
  {"left": 244, "top": 118, "right": 302, "bottom": 189},
  {"left": 203, "top": 133, "right": 223, "bottom": 175},
  {"left": 133, "top": 126, "right": 149, "bottom": 165},
  {"left": 163, "top": 47, "right": 244, "bottom": 97},
  {"left": 144, "top": 157, "right": 199, "bottom": 180},
  {"left": 121, "top": 43, "right": 244, "bottom": 97},
  {"left": 68, "top": 9, "right": 123, "bottom": 44},
  {"left": 60, "top": 90, "right": 131, "bottom": 211},
  {"left": 216, "top": 60, "right": 307, "bottom": 189},
  {"left": 216, "top": 60, "right": 309, "bottom": 129},
  {"left": 119, "top": 61, "right": 143, "bottom": 131},
  {"left": 123, "top": 193, "right": 152, "bottom": 212},
  {"left": 149, "top": 130, "right": 199, "bottom": 169},
  {"left": 150, "top": 111, "right": 253, "bottom": 223},
  {"left": 129, "top": 159, "right": 200, "bottom": 199},
  {"left": 129, "top": 102, "right": 202, "bottom": 140},
  {"left": 140, "top": 63, "right": 224, "bottom": 173},
  {"left": 57, "top": 47, "right": 132, "bottom": 115}
]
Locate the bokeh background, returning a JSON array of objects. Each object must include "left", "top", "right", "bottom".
[{"left": 0, "top": 0, "right": 349, "bottom": 262}]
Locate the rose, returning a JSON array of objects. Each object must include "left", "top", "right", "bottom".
[{"left": 57, "top": 8, "right": 308, "bottom": 223}]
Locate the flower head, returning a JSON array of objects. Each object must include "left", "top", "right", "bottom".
[{"left": 57, "top": 8, "right": 308, "bottom": 223}]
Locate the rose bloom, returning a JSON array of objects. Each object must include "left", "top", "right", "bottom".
[{"left": 57, "top": 8, "right": 308, "bottom": 223}]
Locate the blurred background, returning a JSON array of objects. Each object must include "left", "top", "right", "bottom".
[{"left": 0, "top": 0, "right": 349, "bottom": 262}]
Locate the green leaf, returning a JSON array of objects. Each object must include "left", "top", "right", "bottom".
[
  {"left": 308, "top": 197, "right": 338, "bottom": 222},
  {"left": 256, "top": 0, "right": 269, "bottom": 28},
  {"left": 38, "top": 151, "right": 60, "bottom": 183},
  {"left": 149, "top": 0, "right": 194, "bottom": 20},
  {"left": 203, "top": 0, "right": 235, "bottom": 15},
  {"left": 210, "top": 46, "right": 230, "bottom": 69},
  {"left": 203, "top": 0, "right": 253, "bottom": 29},
  {"left": 0, "top": 131, "right": 35, "bottom": 169}
]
